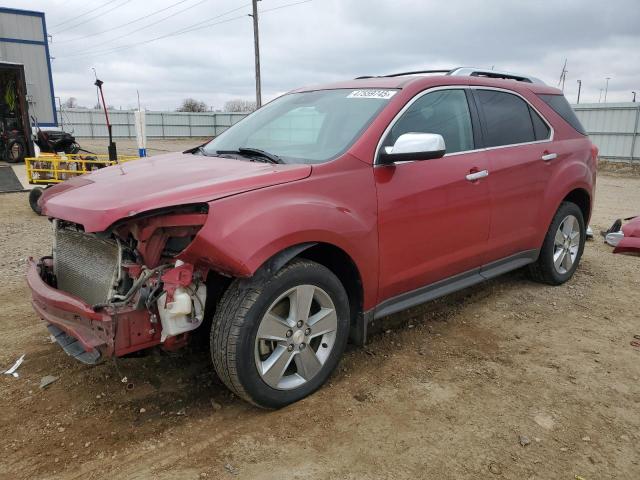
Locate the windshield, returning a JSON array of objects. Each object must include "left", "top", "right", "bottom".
[{"left": 201, "top": 88, "right": 397, "bottom": 164}]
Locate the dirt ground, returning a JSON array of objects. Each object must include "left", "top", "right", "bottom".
[{"left": 1, "top": 142, "right": 639, "bottom": 479}]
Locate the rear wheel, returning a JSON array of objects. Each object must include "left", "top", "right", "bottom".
[
  {"left": 211, "top": 259, "right": 349, "bottom": 408},
  {"left": 528, "top": 201, "right": 585, "bottom": 285}
]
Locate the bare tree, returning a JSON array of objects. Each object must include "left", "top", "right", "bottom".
[
  {"left": 93, "top": 102, "right": 115, "bottom": 110},
  {"left": 177, "top": 98, "right": 208, "bottom": 112},
  {"left": 224, "top": 99, "right": 257, "bottom": 113},
  {"left": 62, "top": 97, "right": 78, "bottom": 109}
]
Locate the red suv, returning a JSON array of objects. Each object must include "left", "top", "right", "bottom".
[{"left": 28, "top": 68, "right": 597, "bottom": 408}]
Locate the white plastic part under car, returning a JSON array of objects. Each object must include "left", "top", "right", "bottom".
[{"left": 157, "top": 284, "right": 207, "bottom": 342}]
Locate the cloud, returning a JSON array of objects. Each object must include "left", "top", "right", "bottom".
[{"left": 10, "top": 0, "right": 640, "bottom": 108}]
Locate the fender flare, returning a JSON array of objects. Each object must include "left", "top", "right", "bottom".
[{"left": 251, "top": 242, "right": 317, "bottom": 281}]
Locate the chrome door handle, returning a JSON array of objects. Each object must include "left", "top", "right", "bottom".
[
  {"left": 465, "top": 170, "right": 489, "bottom": 181},
  {"left": 541, "top": 153, "right": 558, "bottom": 161}
]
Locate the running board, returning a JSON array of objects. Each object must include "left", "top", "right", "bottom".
[
  {"left": 373, "top": 250, "right": 539, "bottom": 319},
  {"left": 47, "top": 324, "right": 102, "bottom": 365}
]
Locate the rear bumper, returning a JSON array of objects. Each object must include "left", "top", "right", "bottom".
[{"left": 27, "top": 257, "right": 161, "bottom": 360}]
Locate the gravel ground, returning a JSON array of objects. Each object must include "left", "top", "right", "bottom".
[{"left": 0, "top": 144, "right": 639, "bottom": 479}]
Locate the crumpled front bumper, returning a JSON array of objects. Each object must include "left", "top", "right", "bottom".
[{"left": 26, "top": 257, "right": 161, "bottom": 362}]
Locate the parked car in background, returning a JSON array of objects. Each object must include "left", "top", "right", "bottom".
[{"left": 27, "top": 67, "right": 597, "bottom": 408}]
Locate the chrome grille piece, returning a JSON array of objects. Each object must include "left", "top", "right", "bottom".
[{"left": 53, "top": 226, "right": 122, "bottom": 305}]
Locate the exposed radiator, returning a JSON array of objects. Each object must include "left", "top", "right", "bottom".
[{"left": 53, "top": 226, "right": 122, "bottom": 305}]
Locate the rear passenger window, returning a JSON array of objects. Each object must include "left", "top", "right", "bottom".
[
  {"left": 538, "top": 94, "right": 586, "bottom": 135},
  {"left": 476, "top": 90, "right": 536, "bottom": 147},
  {"left": 529, "top": 106, "right": 551, "bottom": 140},
  {"left": 384, "top": 89, "right": 474, "bottom": 154}
]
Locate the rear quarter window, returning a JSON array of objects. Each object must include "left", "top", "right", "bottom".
[{"left": 537, "top": 94, "right": 586, "bottom": 135}]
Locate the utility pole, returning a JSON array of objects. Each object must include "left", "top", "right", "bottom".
[
  {"left": 598, "top": 88, "right": 603, "bottom": 103},
  {"left": 576, "top": 80, "right": 582, "bottom": 104},
  {"left": 633, "top": 91, "right": 636, "bottom": 103},
  {"left": 250, "top": 0, "right": 262, "bottom": 108},
  {"left": 558, "top": 59, "right": 568, "bottom": 91},
  {"left": 604, "top": 77, "right": 611, "bottom": 103}
]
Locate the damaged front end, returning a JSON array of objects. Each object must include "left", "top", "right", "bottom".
[{"left": 27, "top": 205, "right": 211, "bottom": 364}]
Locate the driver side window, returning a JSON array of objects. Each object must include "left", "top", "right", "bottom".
[{"left": 385, "top": 89, "right": 474, "bottom": 154}]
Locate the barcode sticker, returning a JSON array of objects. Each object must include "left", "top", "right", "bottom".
[{"left": 347, "top": 90, "right": 397, "bottom": 99}]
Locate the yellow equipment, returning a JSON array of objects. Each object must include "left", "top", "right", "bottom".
[{"left": 25, "top": 153, "right": 139, "bottom": 185}]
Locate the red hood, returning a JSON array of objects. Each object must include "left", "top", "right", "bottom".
[{"left": 41, "top": 152, "right": 312, "bottom": 232}]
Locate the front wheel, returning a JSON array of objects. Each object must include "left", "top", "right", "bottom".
[
  {"left": 211, "top": 259, "right": 350, "bottom": 408},
  {"left": 528, "top": 201, "right": 585, "bottom": 285}
]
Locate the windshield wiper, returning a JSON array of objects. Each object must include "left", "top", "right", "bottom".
[
  {"left": 216, "top": 147, "right": 284, "bottom": 164},
  {"left": 239, "top": 147, "right": 285, "bottom": 164}
]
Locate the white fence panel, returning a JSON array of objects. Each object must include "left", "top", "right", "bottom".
[
  {"left": 573, "top": 103, "right": 640, "bottom": 162},
  {"left": 57, "top": 109, "right": 248, "bottom": 140}
]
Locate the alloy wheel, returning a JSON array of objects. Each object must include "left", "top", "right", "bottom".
[
  {"left": 553, "top": 214, "right": 581, "bottom": 274},
  {"left": 254, "top": 284, "right": 338, "bottom": 390}
]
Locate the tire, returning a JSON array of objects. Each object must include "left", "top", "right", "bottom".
[
  {"left": 211, "top": 259, "right": 350, "bottom": 409},
  {"left": 6, "top": 139, "right": 25, "bottom": 163},
  {"left": 528, "top": 201, "right": 585, "bottom": 285},
  {"left": 29, "top": 187, "right": 44, "bottom": 215}
]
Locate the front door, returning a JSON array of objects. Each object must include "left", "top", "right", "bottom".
[{"left": 375, "top": 88, "right": 491, "bottom": 303}]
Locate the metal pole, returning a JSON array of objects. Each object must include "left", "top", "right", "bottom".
[
  {"left": 94, "top": 78, "right": 117, "bottom": 161},
  {"left": 251, "top": 0, "right": 262, "bottom": 108},
  {"left": 604, "top": 77, "right": 611, "bottom": 103},
  {"left": 56, "top": 96, "right": 63, "bottom": 130},
  {"left": 598, "top": 89, "right": 603, "bottom": 103},
  {"left": 576, "top": 80, "right": 582, "bottom": 104},
  {"left": 630, "top": 104, "right": 640, "bottom": 163},
  {"left": 633, "top": 91, "right": 637, "bottom": 103}
]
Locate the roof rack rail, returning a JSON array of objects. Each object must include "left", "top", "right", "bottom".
[
  {"left": 447, "top": 67, "right": 545, "bottom": 85},
  {"left": 355, "top": 67, "right": 545, "bottom": 85},
  {"left": 354, "top": 69, "right": 451, "bottom": 80},
  {"left": 384, "top": 69, "right": 451, "bottom": 78}
]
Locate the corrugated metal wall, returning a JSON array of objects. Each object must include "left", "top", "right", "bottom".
[
  {"left": 572, "top": 103, "right": 640, "bottom": 162},
  {"left": 58, "top": 109, "right": 248, "bottom": 138},
  {"left": 0, "top": 8, "right": 56, "bottom": 125}
]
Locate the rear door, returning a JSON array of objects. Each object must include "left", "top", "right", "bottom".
[
  {"left": 375, "top": 88, "right": 491, "bottom": 302},
  {"left": 472, "top": 88, "right": 554, "bottom": 262}
]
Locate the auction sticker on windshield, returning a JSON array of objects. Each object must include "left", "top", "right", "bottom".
[{"left": 347, "top": 90, "right": 397, "bottom": 99}]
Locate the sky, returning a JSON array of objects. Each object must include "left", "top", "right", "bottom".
[{"left": 9, "top": 0, "right": 640, "bottom": 110}]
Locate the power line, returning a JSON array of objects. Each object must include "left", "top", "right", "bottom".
[
  {"left": 53, "top": 0, "right": 132, "bottom": 35},
  {"left": 54, "top": 0, "right": 192, "bottom": 44},
  {"left": 51, "top": 0, "right": 121, "bottom": 28},
  {"left": 261, "top": 0, "right": 312, "bottom": 14},
  {"left": 58, "top": 0, "right": 210, "bottom": 52},
  {"left": 57, "top": 3, "right": 251, "bottom": 59},
  {"left": 56, "top": 0, "right": 312, "bottom": 60}
]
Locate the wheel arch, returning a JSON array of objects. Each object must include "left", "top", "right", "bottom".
[
  {"left": 252, "top": 241, "right": 367, "bottom": 346},
  {"left": 562, "top": 188, "right": 591, "bottom": 224}
]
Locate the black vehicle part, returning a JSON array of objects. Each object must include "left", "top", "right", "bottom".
[
  {"left": 29, "top": 187, "right": 44, "bottom": 214},
  {"left": 5, "top": 137, "right": 25, "bottom": 163}
]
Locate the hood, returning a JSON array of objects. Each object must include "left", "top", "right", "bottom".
[{"left": 41, "top": 152, "right": 312, "bottom": 232}]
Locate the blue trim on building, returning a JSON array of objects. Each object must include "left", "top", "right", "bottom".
[
  {"left": 0, "top": 7, "right": 57, "bottom": 127},
  {"left": 0, "top": 37, "right": 46, "bottom": 46},
  {"left": 0, "top": 7, "right": 45, "bottom": 17},
  {"left": 40, "top": 11, "right": 58, "bottom": 127}
]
